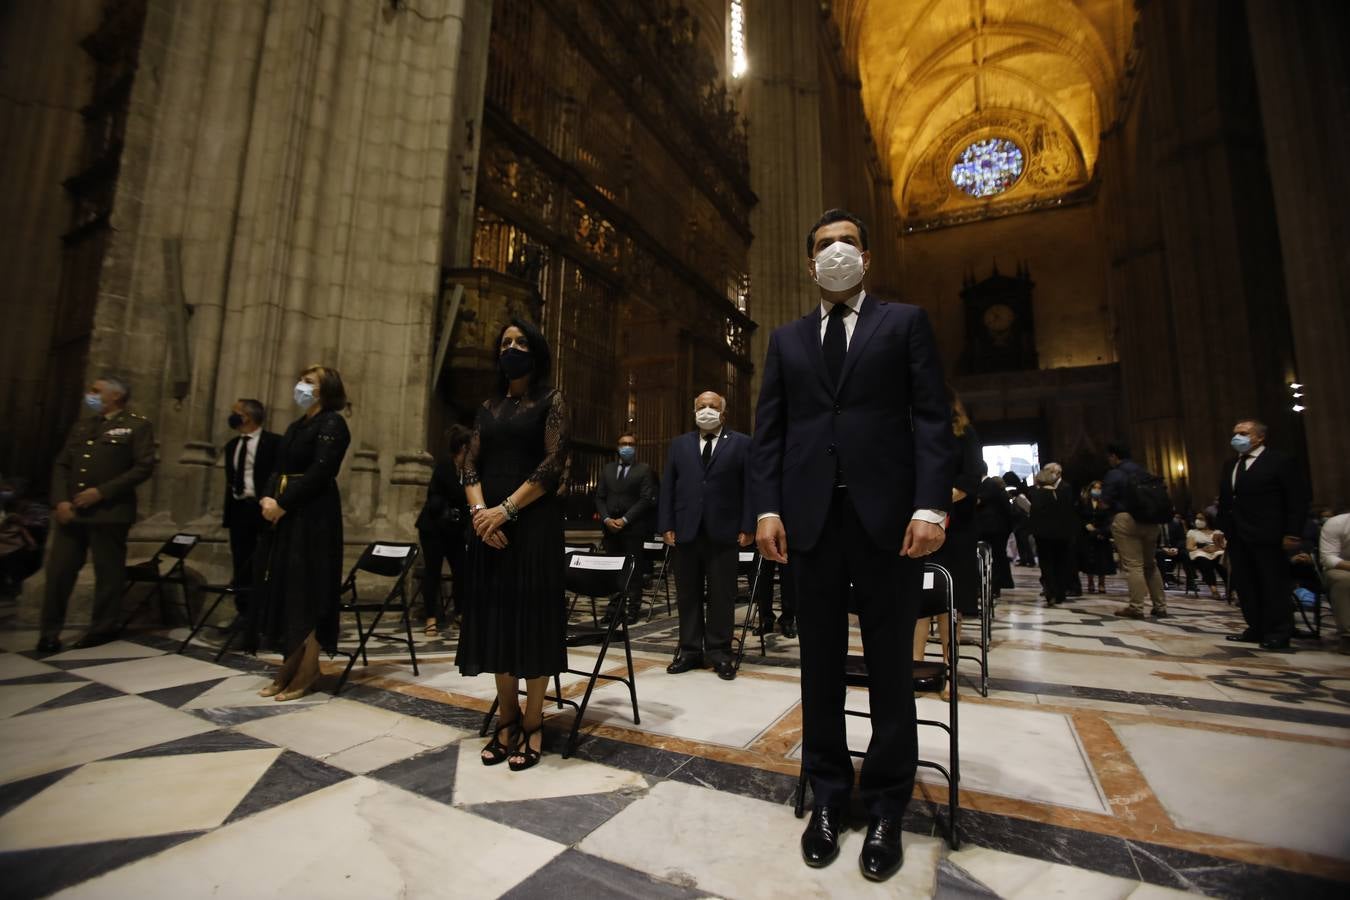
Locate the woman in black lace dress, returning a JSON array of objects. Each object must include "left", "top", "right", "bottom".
[
  {"left": 458, "top": 319, "right": 569, "bottom": 771},
  {"left": 255, "top": 365, "right": 351, "bottom": 701}
]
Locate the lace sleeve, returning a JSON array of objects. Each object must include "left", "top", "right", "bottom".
[
  {"left": 462, "top": 403, "right": 486, "bottom": 487},
  {"left": 278, "top": 413, "right": 351, "bottom": 509},
  {"left": 526, "top": 390, "right": 570, "bottom": 492}
]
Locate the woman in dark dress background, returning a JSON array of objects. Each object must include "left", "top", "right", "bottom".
[
  {"left": 416, "top": 424, "right": 472, "bottom": 637},
  {"left": 458, "top": 319, "right": 569, "bottom": 772},
  {"left": 256, "top": 365, "right": 351, "bottom": 701},
  {"left": 914, "top": 386, "right": 982, "bottom": 666},
  {"left": 1079, "top": 479, "right": 1117, "bottom": 592}
]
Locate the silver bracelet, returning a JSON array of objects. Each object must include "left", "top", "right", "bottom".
[{"left": 502, "top": 497, "right": 520, "bottom": 521}]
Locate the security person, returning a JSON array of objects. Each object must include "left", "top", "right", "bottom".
[{"left": 38, "top": 375, "right": 156, "bottom": 652}]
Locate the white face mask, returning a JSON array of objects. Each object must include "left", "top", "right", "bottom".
[
  {"left": 812, "top": 241, "right": 866, "bottom": 292},
  {"left": 695, "top": 407, "right": 722, "bottom": 431}
]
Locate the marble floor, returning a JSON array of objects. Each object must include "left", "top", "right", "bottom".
[{"left": 1, "top": 570, "right": 1347, "bottom": 899}]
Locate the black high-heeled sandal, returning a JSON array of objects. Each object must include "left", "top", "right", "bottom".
[
  {"left": 508, "top": 724, "right": 543, "bottom": 772},
  {"left": 481, "top": 721, "right": 517, "bottom": 767}
]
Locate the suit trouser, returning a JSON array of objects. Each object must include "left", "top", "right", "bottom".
[
  {"left": 754, "top": 559, "right": 798, "bottom": 624},
  {"left": 794, "top": 488, "right": 919, "bottom": 818},
  {"left": 602, "top": 526, "right": 648, "bottom": 611},
  {"left": 1326, "top": 569, "right": 1350, "bottom": 638},
  {"left": 1111, "top": 513, "right": 1166, "bottom": 612},
  {"left": 41, "top": 521, "right": 131, "bottom": 640},
  {"left": 1036, "top": 538, "right": 1072, "bottom": 603},
  {"left": 227, "top": 498, "right": 264, "bottom": 612},
  {"left": 672, "top": 531, "right": 736, "bottom": 663},
  {"left": 1228, "top": 534, "right": 1292, "bottom": 642},
  {"left": 418, "top": 526, "right": 466, "bottom": 620}
]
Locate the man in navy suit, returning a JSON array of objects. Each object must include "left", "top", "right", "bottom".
[
  {"left": 751, "top": 209, "right": 954, "bottom": 882},
  {"left": 222, "top": 398, "right": 281, "bottom": 612},
  {"left": 658, "top": 391, "right": 755, "bottom": 681}
]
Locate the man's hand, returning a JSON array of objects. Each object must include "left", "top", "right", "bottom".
[
  {"left": 54, "top": 502, "right": 75, "bottom": 526},
  {"left": 901, "top": 519, "right": 945, "bottom": 558},
  {"left": 737, "top": 531, "right": 753, "bottom": 548},
  {"left": 662, "top": 530, "right": 676, "bottom": 546},
  {"left": 1281, "top": 535, "right": 1302, "bottom": 553},
  {"left": 72, "top": 487, "right": 102, "bottom": 509},
  {"left": 608, "top": 517, "right": 626, "bottom": 531},
  {"left": 756, "top": 517, "right": 788, "bottom": 564}
]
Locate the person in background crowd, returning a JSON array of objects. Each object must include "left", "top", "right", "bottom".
[
  {"left": 1157, "top": 512, "right": 1190, "bottom": 590},
  {"left": 659, "top": 391, "right": 754, "bottom": 681},
  {"left": 1079, "top": 480, "right": 1115, "bottom": 593},
  {"left": 1186, "top": 512, "right": 1227, "bottom": 601},
  {"left": 38, "top": 375, "right": 156, "bottom": 653},
  {"left": 1218, "top": 419, "right": 1309, "bottom": 651},
  {"left": 975, "top": 467, "right": 1014, "bottom": 597},
  {"left": 1028, "top": 463, "right": 1078, "bottom": 607},
  {"left": 0, "top": 477, "right": 48, "bottom": 600},
  {"left": 415, "top": 424, "right": 472, "bottom": 637},
  {"left": 457, "top": 319, "right": 570, "bottom": 772},
  {"left": 1102, "top": 442, "right": 1168, "bottom": 619},
  {"left": 254, "top": 365, "right": 352, "bottom": 701},
  {"left": 222, "top": 398, "right": 280, "bottom": 616},
  {"left": 1318, "top": 511, "right": 1350, "bottom": 655},
  {"left": 753, "top": 559, "right": 797, "bottom": 638},
  {"left": 1004, "top": 471, "right": 1036, "bottom": 567},
  {"left": 914, "top": 385, "right": 982, "bottom": 667},
  {"left": 1290, "top": 505, "right": 1334, "bottom": 600},
  {"left": 595, "top": 431, "right": 657, "bottom": 625}
]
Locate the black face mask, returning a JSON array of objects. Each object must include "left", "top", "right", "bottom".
[
  {"left": 228, "top": 413, "right": 245, "bottom": 430},
  {"left": 500, "top": 347, "right": 535, "bottom": 381}
]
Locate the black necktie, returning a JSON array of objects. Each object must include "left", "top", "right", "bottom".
[
  {"left": 1234, "top": 453, "right": 1251, "bottom": 488},
  {"left": 702, "top": 434, "right": 714, "bottom": 467},
  {"left": 232, "top": 437, "right": 247, "bottom": 497},
  {"left": 618, "top": 464, "right": 628, "bottom": 481},
  {"left": 823, "top": 303, "right": 849, "bottom": 386}
]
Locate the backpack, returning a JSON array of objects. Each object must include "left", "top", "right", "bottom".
[{"left": 1124, "top": 469, "right": 1172, "bottom": 524}]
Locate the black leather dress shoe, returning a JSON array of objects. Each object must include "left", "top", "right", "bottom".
[
  {"left": 1225, "top": 632, "right": 1258, "bottom": 643},
  {"left": 779, "top": 619, "right": 797, "bottom": 638},
  {"left": 72, "top": 632, "right": 117, "bottom": 650},
  {"left": 859, "top": 816, "right": 904, "bottom": 882},
  {"left": 1259, "top": 637, "right": 1293, "bottom": 651},
  {"left": 715, "top": 659, "right": 736, "bottom": 681},
  {"left": 801, "top": 806, "right": 845, "bottom": 868},
  {"left": 666, "top": 655, "right": 703, "bottom": 674},
  {"left": 35, "top": 637, "right": 62, "bottom": 654}
]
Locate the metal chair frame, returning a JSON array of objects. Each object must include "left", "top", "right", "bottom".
[
  {"left": 642, "top": 539, "right": 673, "bottom": 616},
  {"left": 332, "top": 541, "right": 421, "bottom": 695},
  {"left": 733, "top": 553, "right": 769, "bottom": 670},
  {"left": 120, "top": 533, "right": 201, "bottom": 632}
]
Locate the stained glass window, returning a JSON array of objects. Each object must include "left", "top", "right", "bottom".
[{"left": 950, "top": 138, "right": 1024, "bottom": 198}]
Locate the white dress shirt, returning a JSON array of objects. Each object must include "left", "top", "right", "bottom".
[
  {"left": 1231, "top": 443, "right": 1265, "bottom": 489},
  {"left": 760, "top": 292, "right": 944, "bottom": 529},
  {"left": 234, "top": 432, "right": 259, "bottom": 500},
  {"left": 1320, "top": 513, "right": 1350, "bottom": 571}
]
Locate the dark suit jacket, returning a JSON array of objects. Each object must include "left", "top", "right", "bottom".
[
  {"left": 594, "top": 460, "right": 657, "bottom": 531},
  {"left": 222, "top": 430, "right": 281, "bottom": 526},
  {"left": 750, "top": 297, "right": 954, "bottom": 554},
  {"left": 949, "top": 426, "right": 983, "bottom": 533},
  {"left": 975, "top": 477, "right": 1014, "bottom": 536},
  {"left": 1027, "top": 483, "right": 1080, "bottom": 541},
  {"left": 658, "top": 430, "right": 755, "bottom": 544},
  {"left": 415, "top": 459, "right": 468, "bottom": 533},
  {"left": 1217, "top": 447, "right": 1308, "bottom": 544}
]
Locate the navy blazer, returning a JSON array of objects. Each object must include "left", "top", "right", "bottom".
[
  {"left": 750, "top": 296, "right": 955, "bottom": 554},
  {"left": 1217, "top": 447, "right": 1308, "bottom": 544},
  {"left": 657, "top": 429, "right": 755, "bottom": 544}
]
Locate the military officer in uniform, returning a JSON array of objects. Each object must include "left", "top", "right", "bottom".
[{"left": 37, "top": 375, "right": 156, "bottom": 652}]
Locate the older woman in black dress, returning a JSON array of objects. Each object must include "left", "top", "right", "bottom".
[
  {"left": 256, "top": 365, "right": 351, "bottom": 701},
  {"left": 458, "top": 319, "right": 569, "bottom": 772}
]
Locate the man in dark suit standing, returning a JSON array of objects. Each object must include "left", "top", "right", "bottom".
[
  {"left": 595, "top": 431, "right": 657, "bottom": 624},
  {"left": 752, "top": 209, "right": 954, "bottom": 882},
  {"left": 1218, "top": 419, "right": 1308, "bottom": 650},
  {"left": 222, "top": 398, "right": 280, "bottom": 612},
  {"left": 658, "top": 391, "right": 755, "bottom": 681}
]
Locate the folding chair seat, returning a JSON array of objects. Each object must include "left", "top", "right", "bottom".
[
  {"left": 642, "top": 539, "right": 673, "bottom": 616},
  {"left": 733, "top": 552, "right": 769, "bottom": 670},
  {"left": 481, "top": 552, "right": 640, "bottom": 758},
  {"left": 792, "top": 563, "right": 961, "bottom": 850},
  {"left": 121, "top": 533, "right": 201, "bottom": 631},
  {"left": 332, "top": 541, "right": 420, "bottom": 695}
]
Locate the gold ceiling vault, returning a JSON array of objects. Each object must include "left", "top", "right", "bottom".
[{"left": 831, "top": 0, "right": 1134, "bottom": 226}]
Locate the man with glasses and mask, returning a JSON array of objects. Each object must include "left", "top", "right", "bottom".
[
  {"left": 222, "top": 398, "right": 280, "bottom": 614},
  {"left": 751, "top": 208, "right": 954, "bottom": 883},
  {"left": 658, "top": 392, "right": 755, "bottom": 680},
  {"left": 594, "top": 431, "right": 656, "bottom": 624},
  {"left": 38, "top": 375, "right": 156, "bottom": 652}
]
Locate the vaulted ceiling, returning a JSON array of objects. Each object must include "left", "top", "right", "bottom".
[{"left": 832, "top": 0, "right": 1134, "bottom": 225}]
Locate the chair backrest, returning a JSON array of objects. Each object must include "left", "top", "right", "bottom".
[
  {"left": 737, "top": 550, "right": 759, "bottom": 577},
  {"left": 564, "top": 544, "right": 592, "bottom": 555},
  {"left": 353, "top": 542, "right": 420, "bottom": 580},
  {"left": 161, "top": 533, "right": 200, "bottom": 561},
  {"left": 641, "top": 540, "right": 667, "bottom": 561},
  {"left": 565, "top": 552, "right": 634, "bottom": 599}
]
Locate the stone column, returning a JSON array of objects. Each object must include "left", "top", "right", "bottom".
[
  {"left": 744, "top": 0, "right": 825, "bottom": 401},
  {"left": 1246, "top": 0, "right": 1350, "bottom": 506}
]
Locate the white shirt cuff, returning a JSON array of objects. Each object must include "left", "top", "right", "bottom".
[
  {"left": 912, "top": 509, "right": 947, "bottom": 528},
  {"left": 757, "top": 512, "right": 781, "bottom": 522}
]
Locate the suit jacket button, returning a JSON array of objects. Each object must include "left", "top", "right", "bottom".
[
  {"left": 826, "top": 445, "right": 836, "bottom": 455},
  {"left": 833, "top": 403, "right": 841, "bottom": 414}
]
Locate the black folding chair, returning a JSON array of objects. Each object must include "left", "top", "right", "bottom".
[
  {"left": 1293, "top": 563, "right": 1326, "bottom": 640},
  {"left": 733, "top": 552, "right": 769, "bottom": 670},
  {"left": 642, "top": 539, "right": 673, "bottom": 616},
  {"left": 120, "top": 533, "right": 200, "bottom": 631},
  {"left": 481, "top": 552, "right": 641, "bottom": 758},
  {"left": 332, "top": 541, "right": 420, "bottom": 695},
  {"left": 178, "top": 582, "right": 246, "bottom": 658},
  {"left": 957, "top": 542, "right": 994, "bottom": 697},
  {"left": 792, "top": 562, "right": 961, "bottom": 850}
]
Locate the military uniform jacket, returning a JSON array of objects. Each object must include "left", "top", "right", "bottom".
[{"left": 50, "top": 410, "right": 156, "bottom": 524}]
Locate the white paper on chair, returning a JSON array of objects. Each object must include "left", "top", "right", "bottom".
[
  {"left": 372, "top": 544, "right": 412, "bottom": 558},
  {"left": 172, "top": 534, "right": 196, "bottom": 545},
  {"left": 642, "top": 541, "right": 665, "bottom": 551},
  {"left": 569, "top": 555, "right": 625, "bottom": 570},
  {"left": 923, "top": 571, "right": 934, "bottom": 590},
  {"left": 738, "top": 552, "right": 756, "bottom": 563}
]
